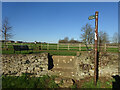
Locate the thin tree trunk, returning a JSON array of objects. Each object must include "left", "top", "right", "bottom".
[
  {"left": 4, "top": 28, "right": 7, "bottom": 50},
  {"left": 85, "top": 43, "right": 89, "bottom": 51}
]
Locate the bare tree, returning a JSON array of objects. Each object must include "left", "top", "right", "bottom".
[
  {"left": 98, "top": 30, "right": 109, "bottom": 53},
  {"left": 59, "top": 37, "right": 69, "bottom": 43},
  {"left": 59, "top": 37, "right": 80, "bottom": 43},
  {"left": 69, "top": 38, "right": 75, "bottom": 43},
  {"left": 69, "top": 38, "right": 80, "bottom": 43},
  {"left": 112, "top": 32, "right": 118, "bottom": 44},
  {"left": 80, "top": 23, "right": 94, "bottom": 50},
  {"left": 64, "top": 37, "right": 69, "bottom": 42},
  {"left": 1, "top": 17, "right": 13, "bottom": 41},
  {"left": 98, "top": 31, "right": 109, "bottom": 44}
]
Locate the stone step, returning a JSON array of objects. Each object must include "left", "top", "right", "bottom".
[{"left": 52, "top": 68, "right": 76, "bottom": 78}]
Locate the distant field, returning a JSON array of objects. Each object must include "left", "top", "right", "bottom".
[{"left": 1, "top": 43, "right": 119, "bottom": 55}]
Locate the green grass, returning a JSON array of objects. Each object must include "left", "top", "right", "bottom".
[
  {"left": 82, "top": 78, "right": 115, "bottom": 88},
  {"left": 2, "top": 74, "right": 59, "bottom": 88},
  {"left": 69, "top": 84, "right": 77, "bottom": 88},
  {"left": 82, "top": 79, "right": 102, "bottom": 88},
  {"left": 2, "top": 73, "right": 116, "bottom": 88},
  {"left": 2, "top": 74, "right": 79, "bottom": 88},
  {"left": 106, "top": 48, "right": 119, "bottom": 52},
  {"left": 1, "top": 43, "right": 119, "bottom": 55}
]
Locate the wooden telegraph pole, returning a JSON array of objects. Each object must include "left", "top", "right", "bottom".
[{"left": 88, "top": 11, "right": 99, "bottom": 86}]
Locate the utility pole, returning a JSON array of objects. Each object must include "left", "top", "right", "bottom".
[{"left": 88, "top": 11, "right": 99, "bottom": 86}]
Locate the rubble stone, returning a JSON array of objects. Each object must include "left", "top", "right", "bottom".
[{"left": 2, "top": 53, "right": 48, "bottom": 77}]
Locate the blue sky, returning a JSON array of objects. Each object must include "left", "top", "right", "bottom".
[{"left": 2, "top": 2, "right": 118, "bottom": 43}]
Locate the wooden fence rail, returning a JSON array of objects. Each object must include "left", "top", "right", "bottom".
[{"left": 1, "top": 43, "right": 119, "bottom": 52}]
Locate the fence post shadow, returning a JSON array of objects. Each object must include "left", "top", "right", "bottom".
[{"left": 48, "top": 53, "right": 54, "bottom": 70}]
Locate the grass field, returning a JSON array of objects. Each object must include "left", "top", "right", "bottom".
[{"left": 1, "top": 43, "right": 119, "bottom": 55}]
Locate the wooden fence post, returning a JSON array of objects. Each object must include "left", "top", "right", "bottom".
[
  {"left": 47, "top": 43, "right": 49, "bottom": 50},
  {"left": 119, "top": 44, "right": 120, "bottom": 52},
  {"left": 68, "top": 44, "right": 69, "bottom": 50},
  {"left": 92, "top": 44, "right": 93, "bottom": 49},
  {"left": 31, "top": 45, "right": 33, "bottom": 51},
  {"left": 57, "top": 44, "right": 59, "bottom": 50},
  {"left": 41, "top": 43, "right": 42, "bottom": 50},
  {"left": 79, "top": 44, "right": 81, "bottom": 51},
  {"left": 104, "top": 43, "right": 106, "bottom": 52}
]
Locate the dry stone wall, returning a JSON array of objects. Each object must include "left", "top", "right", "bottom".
[
  {"left": 49, "top": 51, "right": 118, "bottom": 80},
  {"left": 1, "top": 52, "right": 119, "bottom": 80},
  {"left": 75, "top": 51, "right": 118, "bottom": 80},
  {"left": 2, "top": 53, "right": 48, "bottom": 77}
]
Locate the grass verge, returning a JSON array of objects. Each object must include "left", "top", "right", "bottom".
[{"left": 2, "top": 74, "right": 59, "bottom": 88}]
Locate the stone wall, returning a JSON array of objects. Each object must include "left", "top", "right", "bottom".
[
  {"left": 1, "top": 52, "right": 119, "bottom": 80},
  {"left": 2, "top": 53, "right": 48, "bottom": 77},
  {"left": 75, "top": 51, "right": 118, "bottom": 80},
  {"left": 49, "top": 51, "right": 118, "bottom": 80}
]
